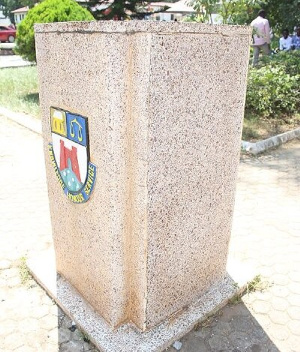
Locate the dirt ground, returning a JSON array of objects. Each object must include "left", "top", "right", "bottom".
[{"left": 242, "top": 114, "right": 300, "bottom": 142}]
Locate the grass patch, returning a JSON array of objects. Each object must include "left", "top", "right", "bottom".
[
  {"left": 0, "top": 66, "right": 298, "bottom": 143},
  {"left": 242, "top": 116, "right": 261, "bottom": 141},
  {"left": 80, "top": 331, "right": 91, "bottom": 343},
  {"left": 229, "top": 275, "right": 271, "bottom": 305},
  {"left": 0, "top": 66, "right": 40, "bottom": 118},
  {"left": 194, "top": 309, "right": 223, "bottom": 331},
  {"left": 19, "top": 256, "right": 33, "bottom": 286}
]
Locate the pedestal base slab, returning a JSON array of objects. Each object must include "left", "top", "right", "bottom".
[{"left": 28, "top": 251, "right": 253, "bottom": 352}]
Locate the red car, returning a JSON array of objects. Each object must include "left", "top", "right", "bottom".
[{"left": 0, "top": 26, "right": 17, "bottom": 43}]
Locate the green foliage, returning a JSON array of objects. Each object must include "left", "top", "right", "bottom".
[
  {"left": 218, "top": 0, "right": 261, "bottom": 25},
  {"left": 85, "top": 0, "right": 169, "bottom": 20},
  {"left": 80, "top": 331, "right": 91, "bottom": 343},
  {"left": 188, "top": 0, "right": 219, "bottom": 23},
  {"left": 186, "top": 0, "right": 298, "bottom": 35},
  {"left": 0, "top": 0, "right": 22, "bottom": 22},
  {"left": 19, "top": 256, "right": 33, "bottom": 285},
  {"left": 20, "top": 0, "right": 39, "bottom": 8},
  {"left": 245, "top": 51, "right": 300, "bottom": 119},
  {"left": 88, "top": 0, "right": 138, "bottom": 20},
  {"left": 0, "top": 66, "right": 40, "bottom": 117},
  {"left": 264, "top": 0, "right": 300, "bottom": 35},
  {"left": 15, "top": 0, "right": 94, "bottom": 62},
  {"left": 229, "top": 275, "right": 270, "bottom": 305},
  {"left": 260, "top": 50, "right": 300, "bottom": 76},
  {"left": 185, "top": 0, "right": 261, "bottom": 25},
  {"left": 0, "top": 0, "right": 38, "bottom": 19}
]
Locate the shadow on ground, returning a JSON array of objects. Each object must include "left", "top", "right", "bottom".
[
  {"left": 58, "top": 307, "right": 98, "bottom": 352},
  {"left": 240, "top": 138, "right": 300, "bottom": 185},
  {"left": 167, "top": 301, "right": 280, "bottom": 352},
  {"left": 22, "top": 92, "right": 39, "bottom": 105},
  {"left": 55, "top": 298, "right": 280, "bottom": 352}
]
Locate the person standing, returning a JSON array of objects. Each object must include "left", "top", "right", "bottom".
[{"left": 251, "top": 9, "right": 271, "bottom": 66}]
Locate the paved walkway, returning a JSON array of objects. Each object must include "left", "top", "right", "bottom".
[
  {"left": 0, "top": 55, "right": 33, "bottom": 68},
  {"left": 0, "top": 115, "right": 299, "bottom": 352}
]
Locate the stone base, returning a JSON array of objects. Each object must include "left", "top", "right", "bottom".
[{"left": 27, "top": 251, "right": 253, "bottom": 352}]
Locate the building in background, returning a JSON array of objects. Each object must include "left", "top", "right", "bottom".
[
  {"left": 165, "top": 0, "right": 195, "bottom": 21},
  {"left": 147, "top": 2, "right": 174, "bottom": 21},
  {"left": 11, "top": 6, "right": 29, "bottom": 25},
  {"left": 147, "top": 1, "right": 196, "bottom": 21}
]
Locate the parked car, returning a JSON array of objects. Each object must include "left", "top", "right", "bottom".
[{"left": 0, "top": 26, "right": 17, "bottom": 43}]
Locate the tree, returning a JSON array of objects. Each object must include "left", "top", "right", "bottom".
[
  {"left": 20, "top": 0, "right": 39, "bottom": 8},
  {"left": 218, "top": 0, "right": 261, "bottom": 25},
  {"left": 218, "top": 0, "right": 300, "bottom": 34},
  {"left": 84, "top": 0, "right": 171, "bottom": 20},
  {"left": 187, "top": 0, "right": 261, "bottom": 25},
  {"left": 264, "top": 0, "right": 300, "bottom": 34},
  {"left": 188, "top": 0, "right": 219, "bottom": 23},
  {"left": 0, "top": 0, "right": 39, "bottom": 22},
  {"left": 0, "top": 0, "right": 22, "bottom": 22},
  {"left": 188, "top": 0, "right": 299, "bottom": 34},
  {"left": 15, "top": 0, "right": 94, "bottom": 62}
]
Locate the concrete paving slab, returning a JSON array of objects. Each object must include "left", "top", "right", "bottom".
[
  {"left": 0, "top": 54, "right": 34, "bottom": 68},
  {"left": 0, "top": 43, "right": 16, "bottom": 49}
]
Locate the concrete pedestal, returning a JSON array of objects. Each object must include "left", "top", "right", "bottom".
[{"left": 34, "top": 21, "right": 251, "bottom": 351}]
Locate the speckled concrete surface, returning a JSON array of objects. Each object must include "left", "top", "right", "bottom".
[
  {"left": 35, "top": 21, "right": 251, "bottom": 335},
  {"left": 1, "top": 114, "right": 300, "bottom": 351},
  {"left": 27, "top": 256, "right": 251, "bottom": 352}
]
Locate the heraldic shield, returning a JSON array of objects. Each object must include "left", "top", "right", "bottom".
[{"left": 49, "top": 107, "right": 96, "bottom": 203}]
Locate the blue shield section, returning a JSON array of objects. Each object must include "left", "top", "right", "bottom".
[{"left": 66, "top": 113, "right": 88, "bottom": 147}]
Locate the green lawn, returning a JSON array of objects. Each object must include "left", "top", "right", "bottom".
[
  {"left": 0, "top": 66, "right": 40, "bottom": 118},
  {"left": 0, "top": 66, "right": 298, "bottom": 141}
]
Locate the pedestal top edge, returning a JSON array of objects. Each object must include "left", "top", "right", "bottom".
[{"left": 34, "top": 21, "right": 252, "bottom": 36}]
